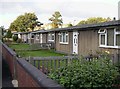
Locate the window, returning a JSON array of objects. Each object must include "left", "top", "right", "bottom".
[
  {"left": 31, "top": 34, "right": 34, "bottom": 38},
  {"left": 98, "top": 29, "right": 106, "bottom": 33},
  {"left": 116, "top": 34, "right": 120, "bottom": 46},
  {"left": 59, "top": 32, "right": 68, "bottom": 44},
  {"left": 36, "top": 34, "right": 39, "bottom": 40},
  {"left": 28, "top": 33, "right": 31, "bottom": 39},
  {"left": 98, "top": 29, "right": 107, "bottom": 46},
  {"left": 48, "top": 33, "right": 55, "bottom": 41},
  {"left": 115, "top": 29, "right": 120, "bottom": 46},
  {"left": 98, "top": 28, "right": 120, "bottom": 48},
  {"left": 101, "top": 35, "right": 105, "bottom": 45},
  {"left": 107, "top": 29, "right": 114, "bottom": 46}
]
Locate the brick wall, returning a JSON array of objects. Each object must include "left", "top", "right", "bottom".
[
  {"left": 2, "top": 44, "right": 16, "bottom": 78},
  {"left": 2, "top": 43, "right": 64, "bottom": 88},
  {"left": 17, "top": 62, "right": 40, "bottom": 88}
]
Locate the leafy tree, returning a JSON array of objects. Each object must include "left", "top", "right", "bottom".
[
  {"left": 0, "top": 26, "right": 5, "bottom": 36},
  {"left": 9, "top": 13, "right": 42, "bottom": 32},
  {"left": 6, "top": 30, "right": 12, "bottom": 38},
  {"left": 67, "top": 23, "right": 73, "bottom": 27},
  {"left": 49, "top": 11, "right": 63, "bottom": 28},
  {"left": 77, "top": 17, "right": 111, "bottom": 25}
]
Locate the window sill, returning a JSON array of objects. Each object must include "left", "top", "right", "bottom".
[
  {"left": 99, "top": 45, "right": 120, "bottom": 49},
  {"left": 59, "top": 42, "right": 68, "bottom": 45},
  {"left": 48, "top": 40, "right": 54, "bottom": 42}
]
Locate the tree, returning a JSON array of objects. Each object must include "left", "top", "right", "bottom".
[
  {"left": 9, "top": 13, "right": 43, "bottom": 32},
  {"left": 67, "top": 23, "right": 73, "bottom": 27},
  {"left": 49, "top": 11, "right": 63, "bottom": 28},
  {"left": 6, "top": 30, "right": 12, "bottom": 38},
  {"left": 0, "top": 26, "right": 6, "bottom": 36},
  {"left": 77, "top": 17, "right": 111, "bottom": 25}
]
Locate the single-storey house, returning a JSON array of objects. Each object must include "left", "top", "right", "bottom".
[
  {"left": 12, "top": 32, "right": 22, "bottom": 39},
  {"left": 47, "top": 20, "right": 120, "bottom": 62},
  {"left": 31, "top": 29, "right": 48, "bottom": 44},
  {"left": 13, "top": 20, "right": 120, "bottom": 62},
  {"left": 13, "top": 31, "right": 33, "bottom": 43},
  {"left": 20, "top": 32, "right": 30, "bottom": 43}
]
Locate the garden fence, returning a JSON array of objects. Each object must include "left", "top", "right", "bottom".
[
  {"left": 25, "top": 56, "right": 79, "bottom": 74},
  {"left": 25, "top": 53, "right": 120, "bottom": 75}
]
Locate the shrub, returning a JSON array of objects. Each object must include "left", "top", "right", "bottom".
[
  {"left": 13, "top": 35, "right": 18, "bottom": 42},
  {"left": 49, "top": 56, "right": 119, "bottom": 88},
  {"left": 17, "top": 38, "right": 22, "bottom": 43}
]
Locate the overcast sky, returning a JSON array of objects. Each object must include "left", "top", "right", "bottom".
[{"left": 0, "top": 0, "right": 120, "bottom": 29}]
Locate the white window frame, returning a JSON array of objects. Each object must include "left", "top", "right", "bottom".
[
  {"left": 59, "top": 32, "right": 69, "bottom": 44},
  {"left": 48, "top": 33, "right": 55, "bottom": 42},
  {"left": 24, "top": 34, "right": 27, "bottom": 41},
  {"left": 98, "top": 28, "right": 120, "bottom": 49},
  {"left": 36, "top": 34, "right": 39, "bottom": 40},
  {"left": 28, "top": 33, "right": 31, "bottom": 39},
  {"left": 114, "top": 29, "right": 120, "bottom": 47},
  {"left": 99, "top": 29, "right": 107, "bottom": 47}
]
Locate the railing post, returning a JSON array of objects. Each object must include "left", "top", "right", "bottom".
[{"left": 29, "top": 56, "right": 33, "bottom": 64}]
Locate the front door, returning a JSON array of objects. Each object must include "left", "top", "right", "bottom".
[{"left": 73, "top": 31, "right": 78, "bottom": 54}]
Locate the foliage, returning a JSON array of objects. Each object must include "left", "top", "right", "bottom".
[
  {"left": 49, "top": 11, "right": 63, "bottom": 28},
  {"left": 77, "top": 17, "right": 111, "bottom": 25},
  {"left": 67, "top": 23, "right": 73, "bottom": 27},
  {"left": 0, "top": 26, "right": 6, "bottom": 36},
  {"left": 13, "top": 35, "right": 18, "bottom": 42},
  {"left": 9, "top": 13, "right": 42, "bottom": 32},
  {"left": 17, "top": 38, "right": 22, "bottom": 43},
  {"left": 49, "top": 56, "right": 119, "bottom": 88},
  {"left": 6, "top": 30, "right": 12, "bottom": 38}
]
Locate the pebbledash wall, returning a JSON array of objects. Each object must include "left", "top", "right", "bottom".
[{"left": 2, "top": 43, "right": 64, "bottom": 88}]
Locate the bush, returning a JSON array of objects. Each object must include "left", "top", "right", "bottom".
[
  {"left": 49, "top": 56, "right": 119, "bottom": 88},
  {"left": 17, "top": 38, "right": 22, "bottom": 43},
  {"left": 13, "top": 35, "right": 18, "bottom": 42}
]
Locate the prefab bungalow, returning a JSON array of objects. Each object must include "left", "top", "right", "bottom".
[
  {"left": 47, "top": 31, "right": 55, "bottom": 43},
  {"left": 13, "top": 32, "right": 22, "bottom": 39},
  {"left": 48, "top": 20, "right": 120, "bottom": 62},
  {"left": 20, "top": 32, "right": 29, "bottom": 43},
  {"left": 13, "top": 31, "right": 34, "bottom": 44},
  {"left": 31, "top": 29, "right": 48, "bottom": 44},
  {"left": 13, "top": 20, "right": 120, "bottom": 62}
]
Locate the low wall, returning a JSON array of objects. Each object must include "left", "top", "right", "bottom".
[
  {"left": 2, "top": 43, "right": 64, "bottom": 88},
  {"left": 2, "top": 43, "right": 16, "bottom": 78}
]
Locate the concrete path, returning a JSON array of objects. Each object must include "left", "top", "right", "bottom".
[{"left": 2, "top": 58, "right": 14, "bottom": 88}]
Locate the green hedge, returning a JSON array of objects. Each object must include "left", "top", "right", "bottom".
[{"left": 49, "top": 56, "right": 119, "bottom": 88}]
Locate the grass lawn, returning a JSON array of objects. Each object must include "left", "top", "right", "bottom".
[
  {"left": 9, "top": 44, "right": 66, "bottom": 57},
  {"left": 9, "top": 43, "right": 67, "bottom": 73},
  {"left": 9, "top": 43, "right": 30, "bottom": 50},
  {"left": 17, "top": 50, "right": 65, "bottom": 57}
]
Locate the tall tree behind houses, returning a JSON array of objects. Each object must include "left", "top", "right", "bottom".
[
  {"left": 77, "top": 17, "right": 111, "bottom": 25},
  {"left": 49, "top": 11, "right": 63, "bottom": 29},
  {"left": 9, "top": 13, "right": 42, "bottom": 32}
]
